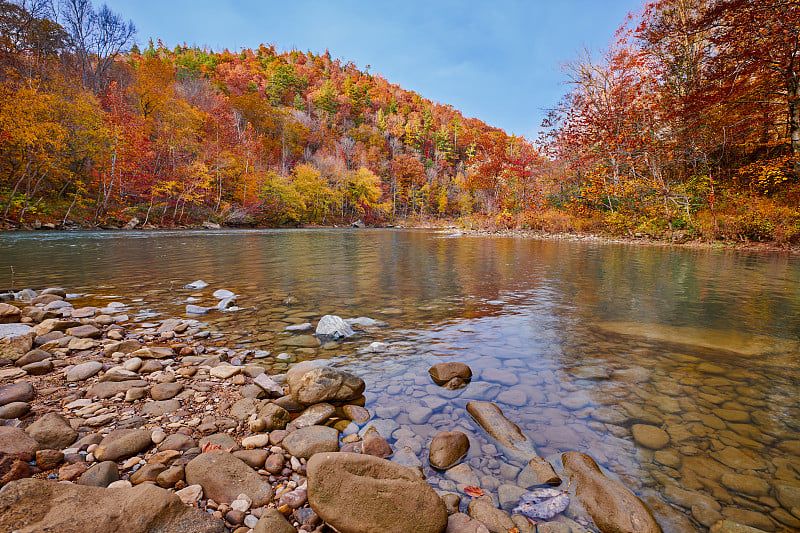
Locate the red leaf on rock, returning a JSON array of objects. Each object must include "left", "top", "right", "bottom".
[
  {"left": 201, "top": 442, "right": 221, "bottom": 453},
  {"left": 464, "top": 486, "right": 484, "bottom": 497}
]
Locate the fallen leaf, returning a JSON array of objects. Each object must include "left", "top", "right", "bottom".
[
  {"left": 201, "top": 442, "right": 222, "bottom": 453},
  {"left": 512, "top": 487, "right": 570, "bottom": 520},
  {"left": 464, "top": 486, "right": 484, "bottom": 497}
]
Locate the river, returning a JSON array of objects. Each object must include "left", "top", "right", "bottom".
[{"left": 2, "top": 228, "right": 799, "bottom": 532}]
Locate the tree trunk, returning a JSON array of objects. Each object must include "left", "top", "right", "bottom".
[{"left": 788, "top": 71, "right": 800, "bottom": 175}]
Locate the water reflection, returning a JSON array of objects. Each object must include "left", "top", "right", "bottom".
[{"left": 2, "top": 229, "right": 799, "bottom": 532}]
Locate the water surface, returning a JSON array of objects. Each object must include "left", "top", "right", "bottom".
[{"left": 2, "top": 229, "right": 799, "bottom": 532}]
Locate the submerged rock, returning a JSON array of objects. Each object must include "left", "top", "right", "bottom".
[
  {"left": 184, "top": 280, "right": 208, "bottom": 290},
  {"left": 466, "top": 401, "right": 538, "bottom": 462},
  {"left": 429, "top": 362, "right": 472, "bottom": 386},
  {"left": 429, "top": 431, "right": 469, "bottom": 470},
  {"left": 562, "top": 451, "right": 662, "bottom": 533},
  {"left": 315, "top": 315, "right": 354, "bottom": 340}
]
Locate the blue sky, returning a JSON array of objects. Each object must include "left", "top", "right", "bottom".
[{"left": 102, "top": 0, "right": 642, "bottom": 140}]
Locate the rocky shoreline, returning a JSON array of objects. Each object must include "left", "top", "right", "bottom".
[
  {"left": 3, "top": 219, "right": 798, "bottom": 254},
  {"left": 0, "top": 287, "right": 788, "bottom": 532}
]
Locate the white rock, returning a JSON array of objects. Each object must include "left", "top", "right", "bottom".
[
  {"left": 0, "top": 323, "right": 35, "bottom": 361},
  {"left": 253, "top": 350, "right": 270, "bottom": 359},
  {"left": 123, "top": 357, "right": 143, "bottom": 371},
  {"left": 364, "top": 342, "right": 388, "bottom": 353},
  {"left": 66, "top": 361, "right": 103, "bottom": 382},
  {"left": 315, "top": 315, "right": 354, "bottom": 339},
  {"left": 345, "top": 317, "right": 379, "bottom": 327},
  {"left": 185, "top": 305, "right": 210, "bottom": 315},
  {"left": 210, "top": 365, "right": 240, "bottom": 379},
  {"left": 285, "top": 323, "right": 313, "bottom": 332},
  {"left": 217, "top": 296, "right": 236, "bottom": 310},
  {"left": 184, "top": 280, "right": 208, "bottom": 290},
  {"left": 0, "top": 368, "right": 26, "bottom": 380},
  {"left": 176, "top": 484, "right": 203, "bottom": 504},
  {"left": 212, "top": 289, "right": 234, "bottom": 299},
  {"left": 151, "top": 429, "right": 166, "bottom": 444},
  {"left": 253, "top": 374, "right": 284, "bottom": 396},
  {"left": 107, "top": 480, "right": 133, "bottom": 489},
  {"left": 243, "top": 515, "right": 259, "bottom": 528},
  {"left": 231, "top": 498, "right": 251, "bottom": 512},
  {"left": 121, "top": 457, "right": 143, "bottom": 470},
  {"left": 64, "top": 398, "right": 93, "bottom": 410}
]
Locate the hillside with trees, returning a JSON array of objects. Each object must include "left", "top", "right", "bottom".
[
  {"left": 1, "top": 0, "right": 798, "bottom": 244},
  {"left": 0, "top": 0, "right": 540, "bottom": 229}
]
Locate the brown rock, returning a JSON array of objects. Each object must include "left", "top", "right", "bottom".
[
  {"left": 282, "top": 425, "right": 340, "bottom": 459},
  {"left": 130, "top": 463, "right": 167, "bottom": 485},
  {"left": 562, "top": 451, "right": 662, "bottom": 533},
  {"left": 362, "top": 434, "right": 392, "bottom": 459},
  {"left": 26, "top": 412, "right": 77, "bottom": 450},
  {"left": 429, "top": 362, "right": 472, "bottom": 385},
  {"left": 94, "top": 429, "right": 153, "bottom": 462},
  {"left": 65, "top": 324, "right": 102, "bottom": 338},
  {"left": 156, "top": 464, "right": 185, "bottom": 488},
  {"left": 58, "top": 462, "right": 90, "bottom": 481},
  {"left": 307, "top": 452, "right": 447, "bottom": 533},
  {"left": 256, "top": 402, "right": 291, "bottom": 431},
  {"left": 286, "top": 361, "right": 365, "bottom": 405},
  {"left": 0, "top": 303, "right": 22, "bottom": 324},
  {"left": 0, "top": 477, "right": 226, "bottom": 532},
  {"left": 184, "top": 450, "right": 272, "bottom": 506},
  {"left": 150, "top": 382, "right": 183, "bottom": 401},
  {"left": 34, "top": 449, "right": 63, "bottom": 470},
  {"left": 0, "top": 381, "right": 35, "bottom": 406},
  {"left": 466, "top": 401, "right": 537, "bottom": 462},
  {"left": 0, "top": 454, "right": 30, "bottom": 486},
  {"left": 429, "top": 431, "right": 469, "bottom": 470},
  {"left": 253, "top": 508, "right": 296, "bottom": 533},
  {"left": 467, "top": 500, "right": 516, "bottom": 533},
  {"left": 78, "top": 461, "right": 119, "bottom": 487},
  {"left": 232, "top": 449, "right": 268, "bottom": 469}
]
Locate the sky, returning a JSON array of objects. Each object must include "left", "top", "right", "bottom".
[{"left": 101, "top": 0, "right": 642, "bottom": 140}]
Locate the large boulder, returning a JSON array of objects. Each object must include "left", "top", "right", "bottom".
[
  {"left": 0, "top": 478, "right": 225, "bottom": 532},
  {"left": 184, "top": 450, "right": 272, "bottom": 506},
  {"left": 562, "top": 451, "right": 662, "bottom": 533},
  {"left": 287, "top": 360, "right": 365, "bottom": 405},
  {"left": 25, "top": 412, "right": 77, "bottom": 450},
  {"left": 466, "top": 401, "right": 538, "bottom": 462},
  {"left": 0, "top": 324, "right": 35, "bottom": 361},
  {"left": 307, "top": 452, "right": 448, "bottom": 533},
  {"left": 315, "top": 315, "right": 354, "bottom": 339}
]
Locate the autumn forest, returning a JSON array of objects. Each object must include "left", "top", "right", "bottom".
[{"left": 1, "top": 0, "right": 798, "bottom": 243}]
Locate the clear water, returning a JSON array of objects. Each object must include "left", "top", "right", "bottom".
[{"left": 2, "top": 229, "right": 799, "bottom": 532}]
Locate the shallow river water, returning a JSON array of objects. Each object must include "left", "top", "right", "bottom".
[{"left": 2, "top": 229, "right": 799, "bottom": 532}]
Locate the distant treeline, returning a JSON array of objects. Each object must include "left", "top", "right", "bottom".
[{"left": 1, "top": 0, "right": 798, "bottom": 243}]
